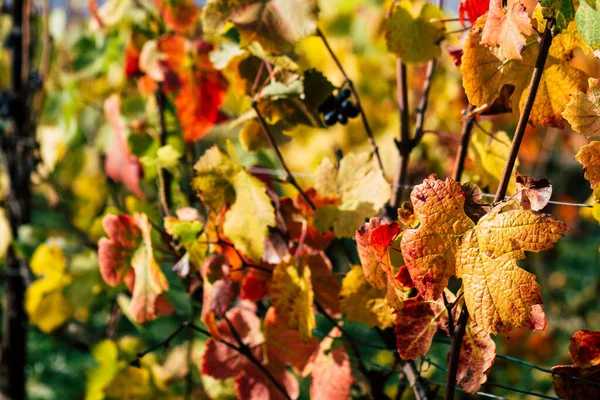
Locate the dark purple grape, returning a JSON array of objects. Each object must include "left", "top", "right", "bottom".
[
  {"left": 341, "top": 100, "right": 360, "bottom": 118},
  {"left": 337, "top": 112, "right": 348, "bottom": 125},
  {"left": 318, "top": 94, "right": 337, "bottom": 114},
  {"left": 337, "top": 88, "right": 351, "bottom": 101},
  {"left": 324, "top": 110, "right": 337, "bottom": 126}
]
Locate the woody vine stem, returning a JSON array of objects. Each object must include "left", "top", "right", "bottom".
[{"left": 444, "top": 20, "right": 555, "bottom": 400}]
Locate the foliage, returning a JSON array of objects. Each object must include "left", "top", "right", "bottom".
[{"left": 1, "top": 0, "right": 600, "bottom": 399}]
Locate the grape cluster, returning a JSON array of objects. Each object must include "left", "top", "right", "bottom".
[{"left": 318, "top": 88, "right": 360, "bottom": 126}]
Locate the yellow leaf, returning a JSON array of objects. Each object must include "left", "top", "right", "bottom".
[
  {"left": 104, "top": 366, "right": 151, "bottom": 398},
  {"left": 26, "top": 288, "right": 74, "bottom": 333},
  {"left": 563, "top": 78, "right": 600, "bottom": 138},
  {"left": 339, "top": 266, "right": 395, "bottom": 329},
  {"left": 26, "top": 243, "right": 74, "bottom": 333},
  {"left": 193, "top": 146, "right": 241, "bottom": 212},
  {"left": 30, "top": 242, "right": 67, "bottom": 277},
  {"left": 402, "top": 177, "right": 567, "bottom": 334},
  {"left": 86, "top": 340, "right": 120, "bottom": 400},
  {"left": 0, "top": 207, "right": 11, "bottom": 259},
  {"left": 462, "top": 16, "right": 590, "bottom": 128},
  {"left": 385, "top": 0, "right": 445, "bottom": 65},
  {"left": 575, "top": 141, "right": 600, "bottom": 192},
  {"left": 270, "top": 259, "right": 316, "bottom": 341},
  {"left": 467, "top": 125, "right": 519, "bottom": 194},
  {"left": 314, "top": 153, "right": 391, "bottom": 237},
  {"left": 223, "top": 170, "right": 276, "bottom": 262}
]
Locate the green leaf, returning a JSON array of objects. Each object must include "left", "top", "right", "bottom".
[
  {"left": 385, "top": 0, "right": 445, "bottom": 65},
  {"left": 577, "top": 0, "right": 600, "bottom": 50},
  {"left": 223, "top": 170, "right": 276, "bottom": 262}
]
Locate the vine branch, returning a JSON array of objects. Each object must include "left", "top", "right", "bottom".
[
  {"left": 446, "top": 21, "right": 555, "bottom": 400},
  {"left": 252, "top": 100, "right": 316, "bottom": 210}
]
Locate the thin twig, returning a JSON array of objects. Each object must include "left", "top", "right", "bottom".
[
  {"left": 223, "top": 317, "right": 292, "bottom": 400},
  {"left": 252, "top": 101, "right": 316, "bottom": 210},
  {"left": 316, "top": 28, "right": 385, "bottom": 173},
  {"left": 388, "top": 59, "right": 411, "bottom": 217},
  {"left": 452, "top": 105, "right": 476, "bottom": 182},
  {"left": 155, "top": 83, "right": 172, "bottom": 217}
]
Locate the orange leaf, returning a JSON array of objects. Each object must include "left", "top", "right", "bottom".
[
  {"left": 154, "top": 0, "right": 199, "bottom": 33},
  {"left": 481, "top": 0, "right": 534, "bottom": 60}
]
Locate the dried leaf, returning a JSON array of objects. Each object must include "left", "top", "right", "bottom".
[
  {"left": 515, "top": 172, "right": 553, "bottom": 211},
  {"left": 456, "top": 319, "right": 496, "bottom": 393},
  {"left": 563, "top": 78, "right": 600, "bottom": 138},
  {"left": 481, "top": 0, "right": 535, "bottom": 60},
  {"left": 356, "top": 217, "right": 401, "bottom": 289}
]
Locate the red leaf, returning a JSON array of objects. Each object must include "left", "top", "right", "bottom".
[
  {"left": 310, "top": 333, "right": 353, "bottom": 400},
  {"left": 570, "top": 330, "right": 600, "bottom": 368},
  {"left": 265, "top": 307, "right": 319, "bottom": 374},
  {"left": 552, "top": 365, "right": 600, "bottom": 399},
  {"left": 236, "top": 363, "right": 299, "bottom": 400},
  {"left": 395, "top": 295, "right": 447, "bottom": 359},
  {"left": 154, "top": 0, "right": 200, "bottom": 34},
  {"left": 241, "top": 268, "right": 271, "bottom": 301},
  {"left": 458, "top": 0, "right": 490, "bottom": 26},
  {"left": 103, "top": 95, "right": 145, "bottom": 197},
  {"left": 455, "top": 320, "right": 496, "bottom": 393},
  {"left": 124, "top": 40, "right": 141, "bottom": 78},
  {"left": 98, "top": 214, "right": 141, "bottom": 286},
  {"left": 201, "top": 305, "right": 264, "bottom": 379},
  {"left": 356, "top": 217, "right": 401, "bottom": 288}
]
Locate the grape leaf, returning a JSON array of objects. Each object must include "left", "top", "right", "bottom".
[
  {"left": 25, "top": 243, "right": 74, "bottom": 333},
  {"left": 456, "top": 318, "right": 496, "bottom": 393},
  {"left": 339, "top": 266, "right": 394, "bottom": 329},
  {"left": 193, "top": 146, "right": 276, "bottom": 262},
  {"left": 459, "top": 0, "right": 490, "bottom": 25},
  {"left": 576, "top": 0, "right": 600, "bottom": 50},
  {"left": 193, "top": 146, "right": 242, "bottom": 212},
  {"left": 553, "top": 329, "right": 600, "bottom": 399},
  {"left": 264, "top": 307, "right": 319, "bottom": 374},
  {"left": 98, "top": 213, "right": 169, "bottom": 323},
  {"left": 223, "top": 170, "right": 277, "bottom": 262},
  {"left": 462, "top": 16, "right": 591, "bottom": 128},
  {"left": 356, "top": 217, "right": 402, "bottom": 289},
  {"left": 563, "top": 78, "right": 600, "bottom": 138},
  {"left": 515, "top": 172, "right": 553, "bottom": 211},
  {"left": 202, "top": 305, "right": 264, "bottom": 380},
  {"left": 103, "top": 95, "right": 144, "bottom": 197},
  {"left": 467, "top": 126, "right": 519, "bottom": 195},
  {"left": 309, "top": 334, "right": 353, "bottom": 400},
  {"left": 394, "top": 295, "right": 447, "bottom": 360},
  {"left": 481, "top": 0, "right": 534, "bottom": 60},
  {"left": 202, "top": 0, "right": 318, "bottom": 54},
  {"left": 385, "top": 0, "right": 445, "bottom": 65},
  {"left": 0, "top": 208, "right": 11, "bottom": 259},
  {"left": 575, "top": 141, "right": 600, "bottom": 191},
  {"left": 305, "top": 249, "right": 341, "bottom": 316},
  {"left": 401, "top": 177, "right": 567, "bottom": 334},
  {"left": 314, "top": 153, "right": 391, "bottom": 238},
  {"left": 570, "top": 330, "right": 600, "bottom": 368},
  {"left": 156, "top": 35, "right": 228, "bottom": 142},
  {"left": 154, "top": 0, "right": 200, "bottom": 33},
  {"left": 270, "top": 259, "right": 316, "bottom": 341}
]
